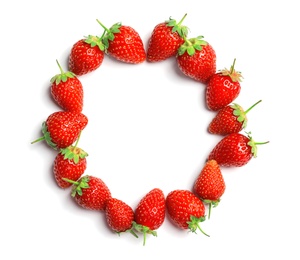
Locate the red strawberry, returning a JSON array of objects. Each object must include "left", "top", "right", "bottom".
[
  {"left": 146, "top": 14, "right": 188, "bottom": 62},
  {"left": 53, "top": 142, "right": 88, "bottom": 189},
  {"left": 50, "top": 60, "right": 83, "bottom": 113},
  {"left": 206, "top": 59, "right": 242, "bottom": 111},
  {"left": 98, "top": 20, "right": 146, "bottom": 64},
  {"left": 105, "top": 197, "right": 137, "bottom": 237},
  {"left": 166, "top": 189, "right": 209, "bottom": 236},
  {"left": 208, "top": 132, "right": 269, "bottom": 167},
  {"left": 65, "top": 175, "right": 111, "bottom": 211},
  {"left": 31, "top": 111, "right": 88, "bottom": 150},
  {"left": 133, "top": 188, "right": 165, "bottom": 245},
  {"left": 68, "top": 35, "right": 105, "bottom": 76},
  {"left": 193, "top": 160, "right": 225, "bottom": 219},
  {"left": 176, "top": 36, "right": 216, "bottom": 83},
  {"left": 208, "top": 100, "right": 262, "bottom": 135}
]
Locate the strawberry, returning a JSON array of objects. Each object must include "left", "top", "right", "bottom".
[
  {"left": 105, "top": 197, "right": 137, "bottom": 237},
  {"left": 166, "top": 189, "right": 209, "bottom": 236},
  {"left": 50, "top": 60, "right": 83, "bottom": 113},
  {"left": 133, "top": 188, "right": 165, "bottom": 245},
  {"left": 176, "top": 36, "right": 216, "bottom": 83},
  {"left": 206, "top": 59, "right": 242, "bottom": 111},
  {"left": 68, "top": 34, "right": 105, "bottom": 76},
  {"left": 31, "top": 111, "right": 88, "bottom": 150},
  {"left": 193, "top": 160, "right": 225, "bottom": 219},
  {"left": 208, "top": 132, "right": 269, "bottom": 167},
  {"left": 98, "top": 20, "right": 146, "bottom": 64},
  {"left": 65, "top": 175, "right": 111, "bottom": 211},
  {"left": 146, "top": 14, "right": 188, "bottom": 62},
  {"left": 208, "top": 100, "right": 262, "bottom": 135},
  {"left": 53, "top": 139, "right": 88, "bottom": 188}
]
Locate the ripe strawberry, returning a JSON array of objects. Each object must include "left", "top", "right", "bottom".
[
  {"left": 133, "top": 188, "right": 165, "bottom": 245},
  {"left": 146, "top": 14, "right": 188, "bottom": 62},
  {"left": 65, "top": 175, "right": 111, "bottom": 211},
  {"left": 50, "top": 60, "right": 83, "bottom": 113},
  {"left": 206, "top": 59, "right": 242, "bottom": 111},
  {"left": 193, "top": 160, "right": 225, "bottom": 219},
  {"left": 98, "top": 20, "right": 146, "bottom": 64},
  {"left": 166, "top": 189, "right": 209, "bottom": 236},
  {"left": 176, "top": 36, "right": 216, "bottom": 83},
  {"left": 68, "top": 35, "right": 105, "bottom": 76},
  {"left": 53, "top": 141, "right": 88, "bottom": 189},
  {"left": 105, "top": 197, "right": 137, "bottom": 237},
  {"left": 31, "top": 111, "right": 88, "bottom": 150},
  {"left": 208, "top": 132, "right": 269, "bottom": 167},
  {"left": 208, "top": 100, "right": 262, "bottom": 135}
]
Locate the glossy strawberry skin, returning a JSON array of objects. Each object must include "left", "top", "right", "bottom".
[
  {"left": 208, "top": 105, "right": 243, "bottom": 135},
  {"left": 105, "top": 198, "right": 134, "bottom": 233},
  {"left": 53, "top": 152, "right": 87, "bottom": 189},
  {"left": 134, "top": 188, "right": 166, "bottom": 231},
  {"left": 206, "top": 73, "right": 241, "bottom": 111},
  {"left": 73, "top": 176, "right": 111, "bottom": 211},
  {"left": 193, "top": 160, "right": 225, "bottom": 201},
  {"left": 208, "top": 133, "right": 252, "bottom": 167},
  {"left": 69, "top": 39, "right": 105, "bottom": 76},
  {"left": 45, "top": 111, "right": 88, "bottom": 149},
  {"left": 166, "top": 190, "right": 206, "bottom": 230},
  {"left": 176, "top": 44, "right": 216, "bottom": 83},
  {"left": 51, "top": 76, "right": 83, "bottom": 113},
  {"left": 106, "top": 25, "right": 146, "bottom": 64},
  {"left": 147, "top": 22, "right": 184, "bottom": 62}
]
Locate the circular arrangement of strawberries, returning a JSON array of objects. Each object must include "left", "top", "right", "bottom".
[{"left": 31, "top": 14, "right": 268, "bottom": 246}]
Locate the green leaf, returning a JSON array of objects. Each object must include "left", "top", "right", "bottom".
[
  {"left": 42, "top": 122, "right": 57, "bottom": 150},
  {"left": 61, "top": 74, "right": 67, "bottom": 82},
  {"left": 187, "top": 46, "right": 195, "bottom": 56},
  {"left": 167, "top": 18, "right": 176, "bottom": 27},
  {"left": 193, "top": 44, "right": 203, "bottom": 51},
  {"left": 178, "top": 45, "right": 186, "bottom": 56},
  {"left": 73, "top": 155, "right": 79, "bottom": 164},
  {"left": 108, "top": 33, "right": 114, "bottom": 41}
]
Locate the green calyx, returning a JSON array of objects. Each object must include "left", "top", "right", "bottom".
[
  {"left": 117, "top": 227, "right": 139, "bottom": 239},
  {"left": 203, "top": 199, "right": 220, "bottom": 220},
  {"left": 178, "top": 36, "right": 207, "bottom": 56},
  {"left": 96, "top": 19, "right": 121, "bottom": 49},
  {"left": 231, "top": 100, "right": 262, "bottom": 129},
  {"left": 50, "top": 59, "right": 75, "bottom": 85},
  {"left": 30, "top": 121, "right": 57, "bottom": 150},
  {"left": 187, "top": 215, "right": 210, "bottom": 237},
  {"left": 59, "top": 131, "right": 88, "bottom": 164},
  {"left": 63, "top": 175, "right": 90, "bottom": 197},
  {"left": 84, "top": 34, "right": 106, "bottom": 51},
  {"left": 132, "top": 221, "right": 157, "bottom": 246},
  {"left": 60, "top": 146, "right": 88, "bottom": 164},
  {"left": 246, "top": 132, "right": 269, "bottom": 158},
  {"left": 221, "top": 58, "right": 243, "bottom": 82},
  {"left": 166, "top": 13, "right": 189, "bottom": 38}
]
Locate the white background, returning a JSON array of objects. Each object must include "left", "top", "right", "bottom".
[{"left": 1, "top": 0, "right": 299, "bottom": 259}]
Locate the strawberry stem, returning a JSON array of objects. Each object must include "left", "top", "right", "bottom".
[
  {"left": 255, "top": 141, "right": 270, "bottom": 145},
  {"left": 230, "top": 58, "right": 236, "bottom": 74},
  {"left": 178, "top": 13, "right": 187, "bottom": 25},
  {"left": 132, "top": 221, "right": 157, "bottom": 246},
  {"left": 208, "top": 203, "right": 212, "bottom": 219},
  {"left": 244, "top": 100, "right": 262, "bottom": 114},
  {"left": 196, "top": 223, "right": 210, "bottom": 237},
  {"left": 31, "top": 136, "right": 45, "bottom": 144},
  {"left": 96, "top": 19, "right": 109, "bottom": 32},
  {"left": 62, "top": 178, "right": 78, "bottom": 185},
  {"left": 73, "top": 131, "right": 81, "bottom": 149},
  {"left": 56, "top": 59, "right": 64, "bottom": 74},
  {"left": 187, "top": 216, "right": 210, "bottom": 237}
]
